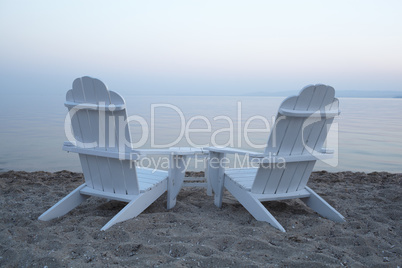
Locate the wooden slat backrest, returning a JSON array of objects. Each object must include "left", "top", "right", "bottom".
[
  {"left": 251, "top": 85, "right": 338, "bottom": 194},
  {"left": 66, "top": 76, "right": 139, "bottom": 195}
]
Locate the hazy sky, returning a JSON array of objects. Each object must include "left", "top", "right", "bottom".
[{"left": 1, "top": 0, "right": 401, "bottom": 95}]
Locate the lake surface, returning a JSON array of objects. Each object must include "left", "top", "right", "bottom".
[{"left": 1, "top": 94, "right": 401, "bottom": 173}]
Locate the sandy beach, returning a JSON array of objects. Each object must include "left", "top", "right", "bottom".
[{"left": 0, "top": 170, "right": 400, "bottom": 267}]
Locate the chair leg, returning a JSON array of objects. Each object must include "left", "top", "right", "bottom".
[
  {"left": 213, "top": 170, "right": 226, "bottom": 208},
  {"left": 205, "top": 164, "right": 213, "bottom": 196},
  {"left": 208, "top": 152, "right": 226, "bottom": 208},
  {"left": 225, "top": 179, "right": 286, "bottom": 232},
  {"left": 214, "top": 191, "right": 223, "bottom": 208},
  {"left": 167, "top": 155, "right": 187, "bottom": 210},
  {"left": 301, "top": 186, "right": 345, "bottom": 222},
  {"left": 101, "top": 180, "right": 166, "bottom": 231},
  {"left": 38, "top": 184, "right": 89, "bottom": 221}
]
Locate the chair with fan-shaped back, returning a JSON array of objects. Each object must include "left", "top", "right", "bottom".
[
  {"left": 207, "top": 85, "right": 345, "bottom": 232},
  {"left": 38, "top": 76, "right": 190, "bottom": 230}
]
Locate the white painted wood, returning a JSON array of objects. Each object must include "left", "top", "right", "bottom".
[
  {"left": 66, "top": 92, "right": 94, "bottom": 188},
  {"left": 98, "top": 157, "right": 114, "bottom": 193},
  {"left": 254, "top": 87, "right": 315, "bottom": 194},
  {"left": 122, "top": 160, "right": 140, "bottom": 194},
  {"left": 101, "top": 180, "right": 167, "bottom": 231},
  {"left": 251, "top": 164, "right": 273, "bottom": 194},
  {"left": 252, "top": 189, "right": 311, "bottom": 202},
  {"left": 135, "top": 147, "right": 205, "bottom": 155},
  {"left": 86, "top": 155, "right": 103, "bottom": 191},
  {"left": 296, "top": 161, "right": 316, "bottom": 191},
  {"left": 107, "top": 158, "right": 127, "bottom": 195},
  {"left": 64, "top": 101, "right": 126, "bottom": 111},
  {"left": 225, "top": 168, "right": 257, "bottom": 190},
  {"left": 275, "top": 162, "right": 298, "bottom": 194},
  {"left": 253, "top": 152, "right": 333, "bottom": 163},
  {"left": 263, "top": 168, "right": 285, "bottom": 194},
  {"left": 265, "top": 92, "right": 298, "bottom": 155},
  {"left": 278, "top": 108, "right": 339, "bottom": 117},
  {"left": 290, "top": 85, "right": 328, "bottom": 155},
  {"left": 224, "top": 177, "right": 286, "bottom": 232},
  {"left": 205, "top": 162, "right": 213, "bottom": 196},
  {"left": 40, "top": 76, "right": 182, "bottom": 231},
  {"left": 80, "top": 186, "right": 134, "bottom": 202},
  {"left": 207, "top": 151, "right": 221, "bottom": 194},
  {"left": 167, "top": 155, "right": 187, "bottom": 209},
  {"left": 207, "top": 84, "right": 345, "bottom": 232},
  {"left": 287, "top": 162, "right": 308, "bottom": 192},
  {"left": 214, "top": 162, "right": 226, "bottom": 208},
  {"left": 206, "top": 147, "right": 259, "bottom": 156},
  {"left": 302, "top": 187, "right": 345, "bottom": 222},
  {"left": 38, "top": 184, "right": 89, "bottom": 220},
  {"left": 63, "top": 143, "right": 140, "bottom": 160},
  {"left": 278, "top": 85, "right": 328, "bottom": 193},
  {"left": 275, "top": 85, "right": 315, "bottom": 156},
  {"left": 78, "top": 154, "right": 94, "bottom": 188},
  {"left": 207, "top": 151, "right": 226, "bottom": 207},
  {"left": 70, "top": 78, "right": 104, "bottom": 191}
]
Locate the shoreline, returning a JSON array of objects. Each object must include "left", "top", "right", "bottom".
[{"left": 0, "top": 170, "right": 401, "bottom": 266}]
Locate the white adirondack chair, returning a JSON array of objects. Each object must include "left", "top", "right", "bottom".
[
  {"left": 207, "top": 85, "right": 345, "bottom": 232},
  {"left": 38, "top": 76, "right": 201, "bottom": 230}
]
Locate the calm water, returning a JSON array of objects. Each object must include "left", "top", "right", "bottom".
[{"left": 1, "top": 94, "right": 401, "bottom": 173}]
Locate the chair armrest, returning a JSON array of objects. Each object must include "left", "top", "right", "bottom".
[
  {"left": 206, "top": 147, "right": 263, "bottom": 157},
  {"left": 63, "top": 142, "right": 206, "bottom": 159},
  {"left": 64, "top": 101, "right": 126, "bottom": 111},
  {"left": 279, "top": 108, "right": 340, "bottom": 118},
  {"left": 251, "top": 152, "right": 335, "bottom": 164},
  {"left": 63, "top": 142, "right": 140, "bottom": 160},
  {"left": 134, "top": 147, "right": 207, "bottom": 156}
]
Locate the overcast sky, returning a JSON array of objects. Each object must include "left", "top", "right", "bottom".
[{"left": 1, "top": 0, "right": 401, "bottom": 95}]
